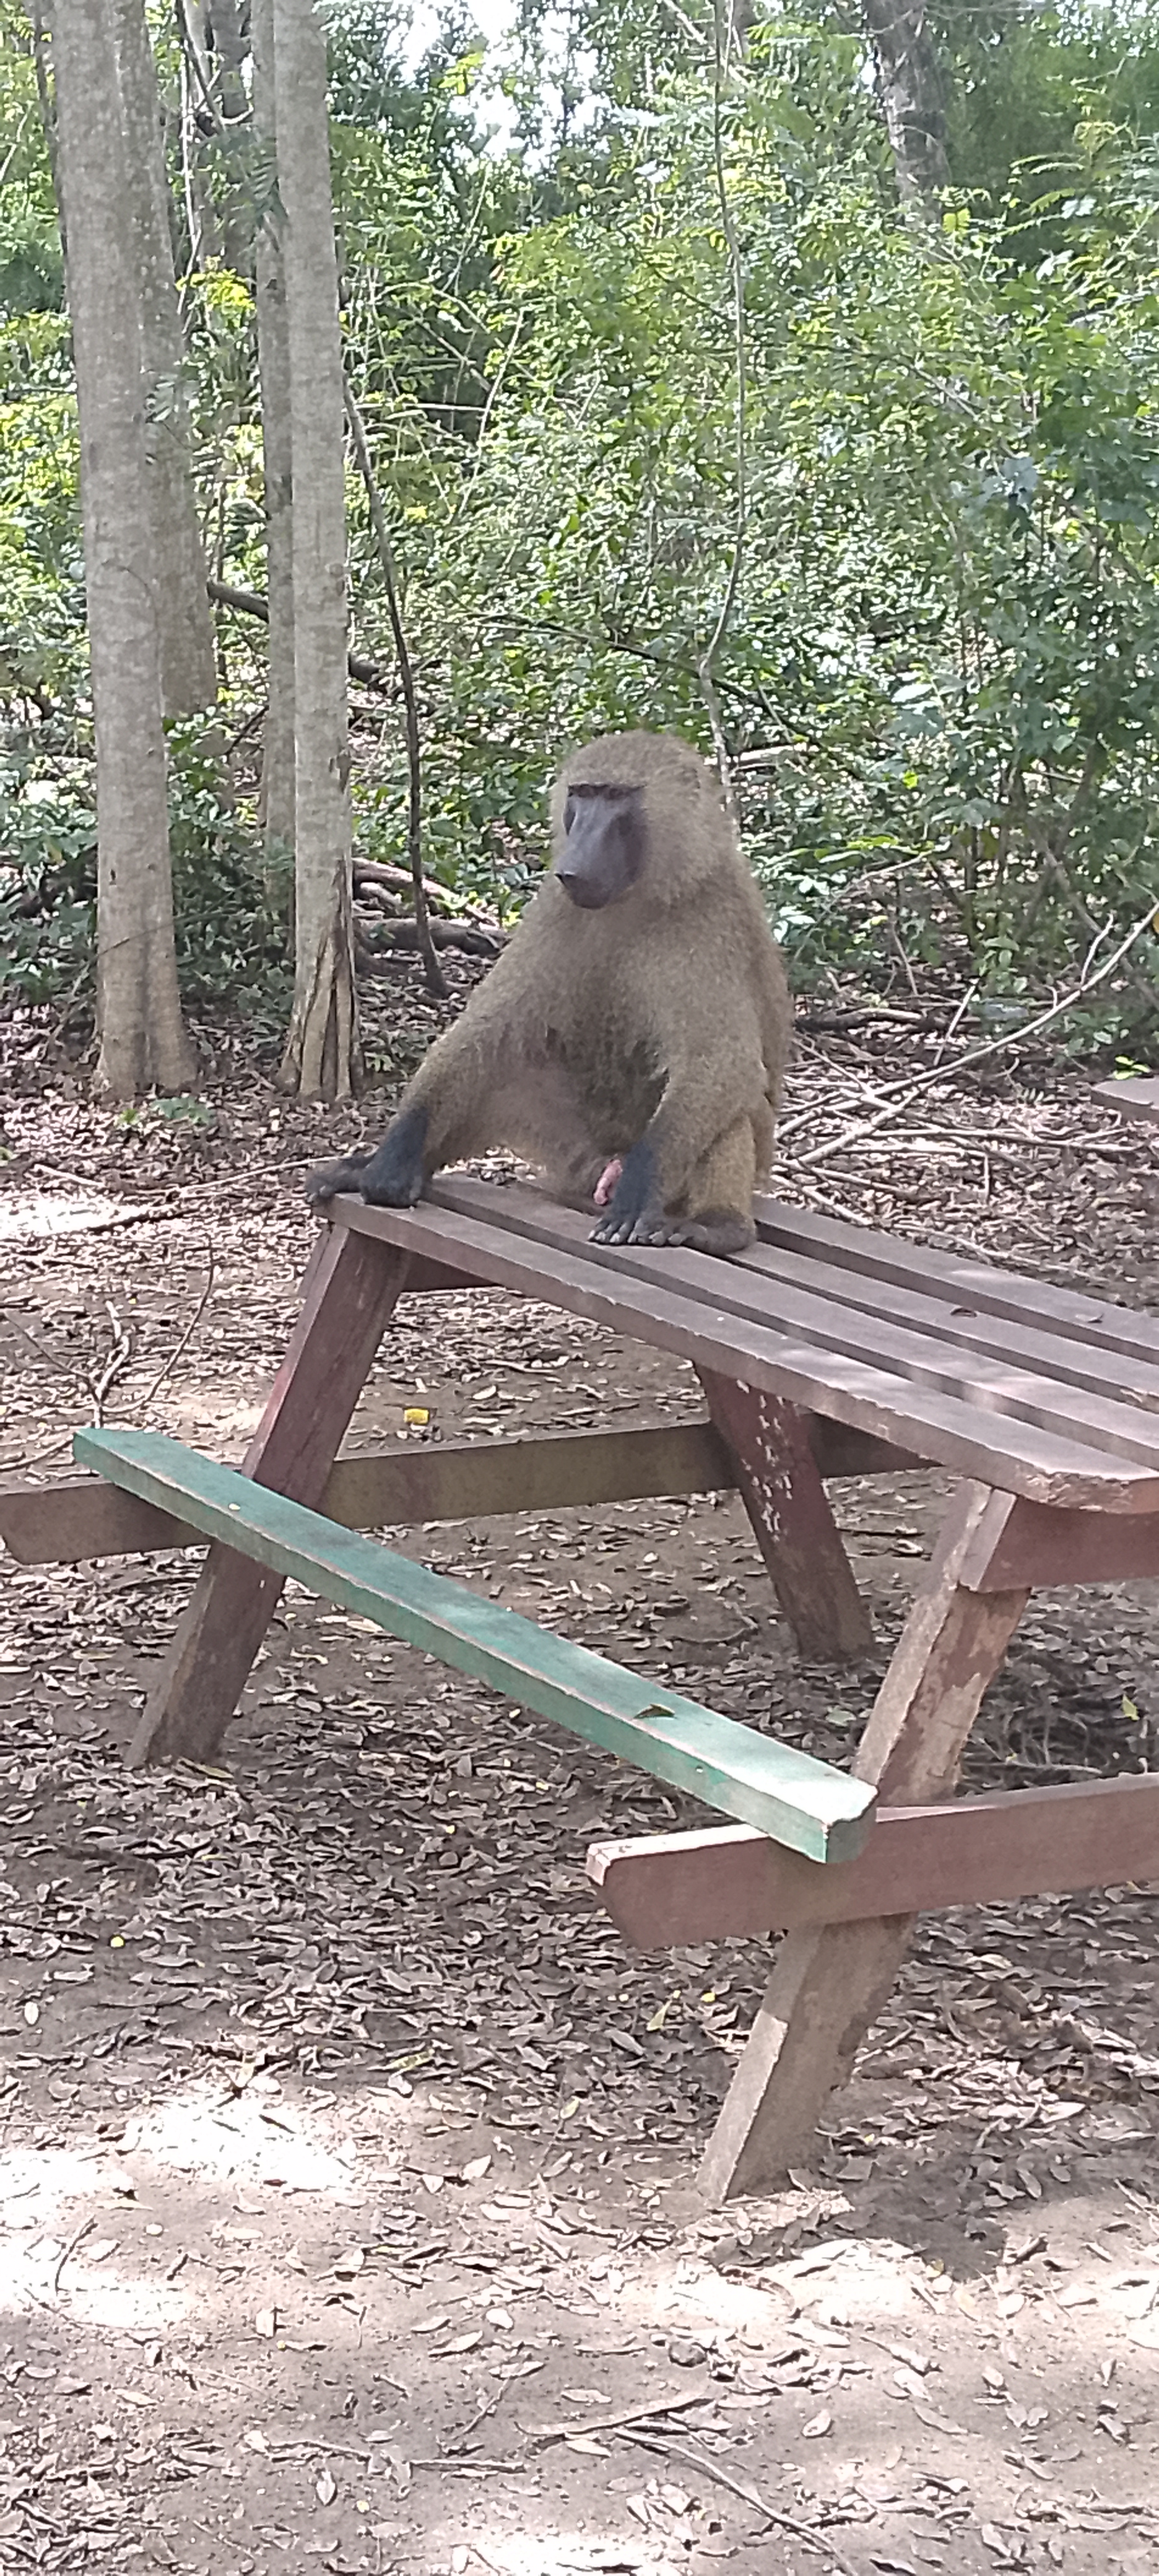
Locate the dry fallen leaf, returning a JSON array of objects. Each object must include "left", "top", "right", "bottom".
[
  {"left": 802, "top": 2409, "right": 832, "bottom": 2439},
  {"left": 315, "top": 2466, "right": 337, "bottom": 2506}
]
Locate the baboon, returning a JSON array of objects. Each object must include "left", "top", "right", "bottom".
[{"left": 307, "top": 730, "right": 791, "bottom": 1256}]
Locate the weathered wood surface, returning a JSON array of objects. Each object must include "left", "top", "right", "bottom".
[
  {"left": 0, "top": 1417, "right": 920, "bottom": 1567},
  {"left": 77, "top": 1425, "right": 877, "bottom": 1862},
  {"left": 127, "top": 1229, "right": 411, "bottom": 1767},
  {"left": 698, "top": 1372, "right": 874, "bottom": 1660},
  {"left": 327, "top": 1187, "right": 1159, "bottom": 1512},
  {"left": 948, "top": 1489, "right": 1159, "bottom": 1592},
  {"left": 753, "top": 1191, "right": 1159, "bottom": 1364},
  {"left": 589, "top": 1773, "right": 1159, "bottom": 1944},
  {"left": 698, "top": 1483, "right": 1031, "bottom": 2199},
  {"left": 431, "top": 1177, "right": 1159, "bottom": 1435},
  {"left": 1093, "top": 1074, "right": 1159, "bottom": 1127}
]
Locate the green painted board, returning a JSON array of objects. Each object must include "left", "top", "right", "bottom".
[{"left": 75, "top": 1427, "right": 875, "bottom": 1866}]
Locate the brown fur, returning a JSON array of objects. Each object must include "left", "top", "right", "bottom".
[{"left": 307, "top": 729, "right": 791, "bottom": 1255}]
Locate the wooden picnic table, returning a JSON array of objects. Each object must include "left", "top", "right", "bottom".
[
  {"left": 4, "top": 1172, "right": 1158, "bottom": 2201},
  {"left": 1093, "top": 1074, "right": 1159, "bottom": 1126}
]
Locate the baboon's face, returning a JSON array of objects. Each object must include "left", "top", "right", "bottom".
[{"left": 555, "top": 782, "right": 646, "bottom": 910}]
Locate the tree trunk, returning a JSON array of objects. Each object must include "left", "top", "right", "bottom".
[
  {"left": 862, "top": 0, "right": 950, "bottom": 207},
  {"left": 252, "top": 0, "right": 295, "bottom": 892},
  {"left": 272, "top": 0, "right": 357, "bottom": 1100},
  {"left": 110, "top": 0, "right": 217, "bottom": 715},
  {"left": 53, "top": 0, "right": 194, "bottom": 1095}
]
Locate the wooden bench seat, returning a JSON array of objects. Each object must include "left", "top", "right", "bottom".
[{"left": 72, "top": 1425, "right": 873, "bottom": 1866}]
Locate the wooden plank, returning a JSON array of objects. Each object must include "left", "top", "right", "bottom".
[
  {"left": 424, "top": 1181, "right": 1159, "bottom": 1469},
  {"left": 588, "top": 1775, "right": 1159, "bottom": 1943},
  {"left": 128, "top": 1229, "right": 412, "bottom": 1768},
  {"left": 738, "top": 1240, "right": 1159, "bottom": 1415},
  {"left": 753, "top": 1193, "right": 1159, "bottom": 1366},
  {"left": 1093, "top": 1075, "right": 1159, "bottom": 1127},
  {"left": 328, "top": 1197, "right": 1159, "bottom": 1512},
  {"left": 698, "top": 1483, "right": 1031, "bottom": 2200},
  {"left": 430, "top": 1175, "right": 1159, "bottom": 1381},
  {"left": 324, "top": 1423, "right": 738, "bottom": 1526},
  {"left": 0, "top": 1482, "right": 197, "bottom": 1563},
  {"left": 698, "top": 1372, "right": 874, "bottom": 1660},
  {"left": 952, "top": 1492, "right": 1159, "bottom": 1592},
  {"left": 76, "top": 1425, "right": 877, "bottom": 1863},
  {"left": 0, "top": 1421, "right": 922, "bottom": 1569}
]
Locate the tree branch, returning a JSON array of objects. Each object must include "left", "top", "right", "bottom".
[
  {"left": 785, "top": 900, "right": 1159, "bottom": 1173},
  {"left": 206, "top": 577, "right": 390, "bottom": 692}
]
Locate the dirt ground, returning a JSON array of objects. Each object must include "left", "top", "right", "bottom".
[{"left": 1, "top": 992, "right": 1158, "bottom": 2576}]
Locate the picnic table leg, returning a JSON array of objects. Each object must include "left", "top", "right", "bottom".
[
  {"left": 699, "top": 1482, "right": 1031, "bottom": 2201},
  {"left": 697, "top": 1370, "right": 874, "bottom": 1660},
  {"left": 129, "top": 1222, "right": 411, "bottom": 1769}
]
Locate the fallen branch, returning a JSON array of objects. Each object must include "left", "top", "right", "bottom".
[
  {"left": 353, "top": 856, "right": 500, "bottom": 929},
  {"left": 781, "top": 898, "right": 1159, "bottom": 1170},
  {"left": 207, "top": 578, "right": 389, "bottom": 693},
  {"left": 356, "top": 916, "right": 502, "bottom": 961}
]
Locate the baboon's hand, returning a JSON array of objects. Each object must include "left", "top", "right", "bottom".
[
  {"left": 305, "top": 1105, "right": 429, "bottom": 1210},
  {"left": 305, "top": 1148, "right": 373, "bottom": 1207}
]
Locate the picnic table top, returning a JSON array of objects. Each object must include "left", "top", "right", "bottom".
[{"left": 326, "top": 1175, "right": 1159, "bottom": 1518}]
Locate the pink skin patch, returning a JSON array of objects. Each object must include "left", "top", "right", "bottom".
[{"left": 593, "top": 1158, "right": 623, "bottom": 1208}]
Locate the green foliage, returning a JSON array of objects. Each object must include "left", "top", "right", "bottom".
[
  {"left": 165, "top": 733, "right": 293, "bottom": 1020},
  {"left": 2, "top": 0, "right": 1158, "bottom": 1046},
  {"left": 0, "top": 760, "right": 95, "bottom": 1001},
  {"left": 0, "top": 734, "right": 291, "bottom": 1023}
]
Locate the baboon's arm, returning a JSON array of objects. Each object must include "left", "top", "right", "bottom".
[
  {"left": 305, "top": 980, "right": 516, "bottom": 1207},
  {"left": 593, "top": 1019, "right": 766, "bottom": 1247}
]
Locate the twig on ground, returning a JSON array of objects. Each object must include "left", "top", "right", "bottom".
[
  {"left": 53, "top": 2215, "right": 94, "bottom": 2295},
  {"left": 625, "top": 2430, "right": 864, "bottom": 2576},
  {"left": 136, "top": 1245, "right": 217, "bottom": 1416},
  {"left": 532, "top": 2389, "right": 710, "bottom": 2443}
]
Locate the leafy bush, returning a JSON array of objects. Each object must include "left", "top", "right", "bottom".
[{"left": 0, "top": 735, "right": 291, "bottom": 1025}]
